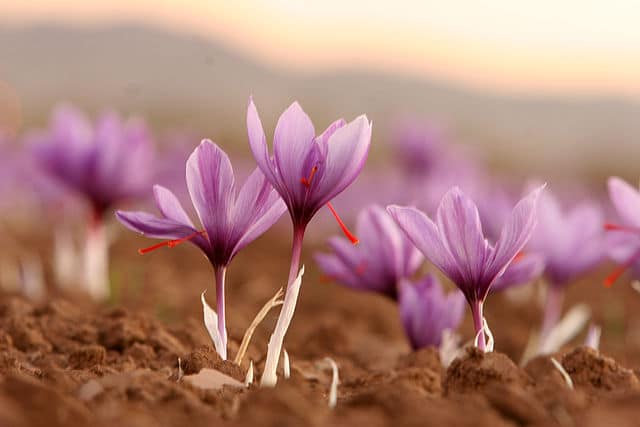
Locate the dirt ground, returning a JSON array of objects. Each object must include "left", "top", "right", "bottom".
[{"left": 1, "top": 223, "right": 640, "bottom": 427}]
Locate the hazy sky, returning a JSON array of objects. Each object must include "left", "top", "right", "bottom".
[{"left": 4, "top": 1, "right": 640, "bottom": 96}]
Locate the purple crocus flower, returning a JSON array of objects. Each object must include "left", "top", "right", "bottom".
[
  {"left": 30, "top": 104, "right": 154, "bottom": 216},
  {"left": 314, "top": 205, "right": 422, "bottom": 299},
  {"left": 526, "top": 188, "right": 604, "bottom": 337},
  {"left": 247, "top": 98, "right": 371, "bottom": 385},
  {"left": 603, "top": 177, "right": 640, "bottom": 284},
  {"left": 117, "top": 140, "right": 286, "bottom": 358},
  {"left": 398, "top": 274, "right": 466, "bottom": 349},
  {"left": 491, "top": 252, "right": 545, "bottom": 292},
  {"left": 388, "top": 185, "right": 543, "bottom": 351},
  {"left": 28, "top": 104, "right": 155, "bottom": 300}
]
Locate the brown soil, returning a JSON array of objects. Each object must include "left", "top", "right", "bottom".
[{"left": 1, "top": 231, "right": 640, "bottom": 426}]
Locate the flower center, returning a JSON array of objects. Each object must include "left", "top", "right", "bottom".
[
  {"left": 300, "top": 165, "right": 359, "bottom": 245},
  {"left": 138, "top": 230, "right": 207, "bottom": 255}
]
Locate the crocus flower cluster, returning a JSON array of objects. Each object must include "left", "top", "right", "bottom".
[
  {"left": 118, "top": 140, "right": 286, "bottom": 359},
  {"left": 29, "top": 105, "right": 155, "bottom": 299},
  {"left": 388, "top": 186, "right": 543, "bottom": 351}
]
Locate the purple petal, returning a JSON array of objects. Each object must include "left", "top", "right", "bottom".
[
  {"left": 186, "top": 140, "right": 235, "bottom": 243},
  {"left": 608, "top": 177, "right": 640, "bottom": 228},
  {"left": 273, "top": 102, "right": 316, "bottom": 202},
  {"left": 485, "top": 185, "right": 544, "bottom": 287},
  {"left": 387, "top": 205, "right": 464, "bottom": 286},
  {"left": 315, "top": 116, "right": 372, "bottom": 206},
  {"left": 232, "top": 168, "right": 287, "bottom": 254},
  {"left": 116, "top": 210, "right": 196, "bottom": 240},
  {"left": 247, "top": 98, "right": 280, "bottom": 189},
  {"left": 314, "top": 252, "right": 362, "bottom": 290},
  {"left": 435, "top": 187, "right": 489, "bottom": 287},
  {"left": 153, "top": 185, "right": 194, "bottom": 226},
  {"left": 491, "top": 253, "right": 545, "bottom": 292}
]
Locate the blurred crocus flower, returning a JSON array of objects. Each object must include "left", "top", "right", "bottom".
[
  {"left": 248, "top": 98, "right": 371, "bottom": 386},
  {"left": 31, "top": 105, "right": 154, "bottom": 214},
  {"left": 527, "top": 188, "right": 604, "bottom": 338},
  {"left": 117, "top": 140, "right": 286, "bottom": 359},
  {"left": 391, "top": 119, "right": 445, "bottom": 176},
  {"left": 398, "top": 274, "right": 465, "bottom": 349},
  {"left": 29, "top": 105, "right": 155, "bottom": 299},
  {"left": 490, "top": 253, "right": 545, "bottom": 292},
  {"left": 604, "top": 177, "right": 640, "bottom": 284},
  {"left": 388, "top": 185, "right": 543, "bottom": 351},
  {"left": 314, "top": 205, "right": 422, "bottom": 299}
]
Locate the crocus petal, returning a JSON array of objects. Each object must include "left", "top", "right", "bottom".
[
  {"left": 232, "top": 169, "right": 287, "bottom": 254},
  {"left": 435, "top": 187, "right": 489, "bottom": 287},
  {"left": 315, "top": 116, "right": 372, "bottom": 206},
  {"left": 608, "top": 177, "right": 640, "bottom": 228},
  {"left": 116, "top": 210, "right": 197, "bottom": 240},
  {"left": 387, "top": 205, "right": 464, "bottom": 285},
  {"left": 486, "top": 185, "right": 544, "bottom": 287},
  {"left": 186, "top": 140, "right": 235, "bottom": 243},
  {"left": 314, "top": 253, "right": 362, "bottom": 289},
  {"left": 273, "top": 102, "right": 316, "bottom": 202},
  {"left": 153, "top": 185, "right": 194, "bottom": 227},
  {"left": 247, "top": 98, "right": 280, "bottom": 189},
  {"left": 491, "top": 253, "right": 545, "bottom": 292}
]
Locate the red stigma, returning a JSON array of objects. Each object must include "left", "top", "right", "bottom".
[
  {"left": 327, "top": 202, "right": 359, "bottom": 245},
  {"left": 604, "top": 223, "right": 640, "bottom": 233},
  {"left": 513, "top": 251, "right": 525, "bottom": 262},
  {"left": 604, "top": 249, "right": 640, "bottom": 287},
  {"left": 300, "top": 166, "right": 318, "bottom": 188},
  {"left": 138, "top": 230, "right": 207, "bottom": 255}
]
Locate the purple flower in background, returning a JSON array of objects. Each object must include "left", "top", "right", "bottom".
[
  {"left": 26, "top": 105, "right": 155, "bottom": 299},
  {"left": 527, "top": 188, "right": 604, "bottom": 337},
  {"left": 388, "top": 185, "right": 543, "bottom": 351},
  {"left": 604, "top": 177, "right": 640, "bottom": 285},
  {"left": 248, "top": 98, "right": 371, "bottom": 386},
  {"left": 314, "top": 205, "right": 422, "bottom": 299},
  {"left": 391, "top": 118, "right": 445, "bottom": 176},
  {"left": 30, "top": 104, "right": 155, "bottom": 216},
  {"left": 399, "top": 274, "right": 465, "bottom": 349},
  {"left": 117, "top": 140, "right": 286, "bottom": 358}
]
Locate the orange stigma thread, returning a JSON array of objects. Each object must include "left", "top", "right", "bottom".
[
  {"left": 300, "top": 166, "right": 318, "bottom": 187},
  {"left": 604, "top": 250, "right": 640, "bottom": 287},
  {"left": 300, "top": 165, "right": 358, "bottom": 245},
  {"left": 138, "top": 230, "right": 206, "bottom": 255},
  {"left": 327, "top": 202, "right": 359, "bottom": 245},
  {"left": 513, "top": 251, "right": 526, "bottom": 262}
]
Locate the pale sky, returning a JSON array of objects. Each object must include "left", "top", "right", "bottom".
[{"left": 4, "top": 1, "right": 640, "bottom": 95}]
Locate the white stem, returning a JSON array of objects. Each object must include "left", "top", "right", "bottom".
[
  {"left": 283, "top": 349, "right": 290, "bottom": 379},
  {"left": 177, "top": 358, "right": 183, "bottom": 381},
  {"left": 201, "top": 291, "right": 227, "bottom": 360},
  {"left": 473, "top": 317, "right": 494, "bottom": 352},
  {"left": 84, "top": 221, "right": 110, "bottom": 300},
  {"left": 538, "top": 304, "right": 590, "bottom": 355},
  {"left": 550, "top": 357, "right": 574, "bottom": 389},
  {"left": 244, "top": 361, "right": 254, "bottom": 386},
  {"left": 584, "top": 325, "right": 601, "bottom": 351},
  {"left": 439, "top": 329, "right": 462, "bottom": 368},
  {"left": 260, "top": 265, "right": 305, "bottom": 387},
  {"left": 53, "top": 228, "right": 78, "bottom": 289},
  {"left": 324, "top": 357, "right": 339, "bottom": 409},
  {"left": 20, "top": 255, "right": 45, "bottom": 301}
]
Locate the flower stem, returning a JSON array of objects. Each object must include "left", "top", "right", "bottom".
[
  {"left": 541, "top": 285, "right": 564, "bottom": 339},
  {"left": 84, "top": 214, "right": 109, "bottom": 300},
  {"left": 261, "top": 225, "right": 306, "bottom": 387},
  {"left": 215, "top": 266, "right": 228, "bottom": 353},
  {"left": 471, "top": 300, "right": 486, "bottom": 351}
]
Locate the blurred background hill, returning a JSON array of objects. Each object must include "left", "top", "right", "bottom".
[{"left": 0, "top": 23, "right": 639, "bottom": 180}]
